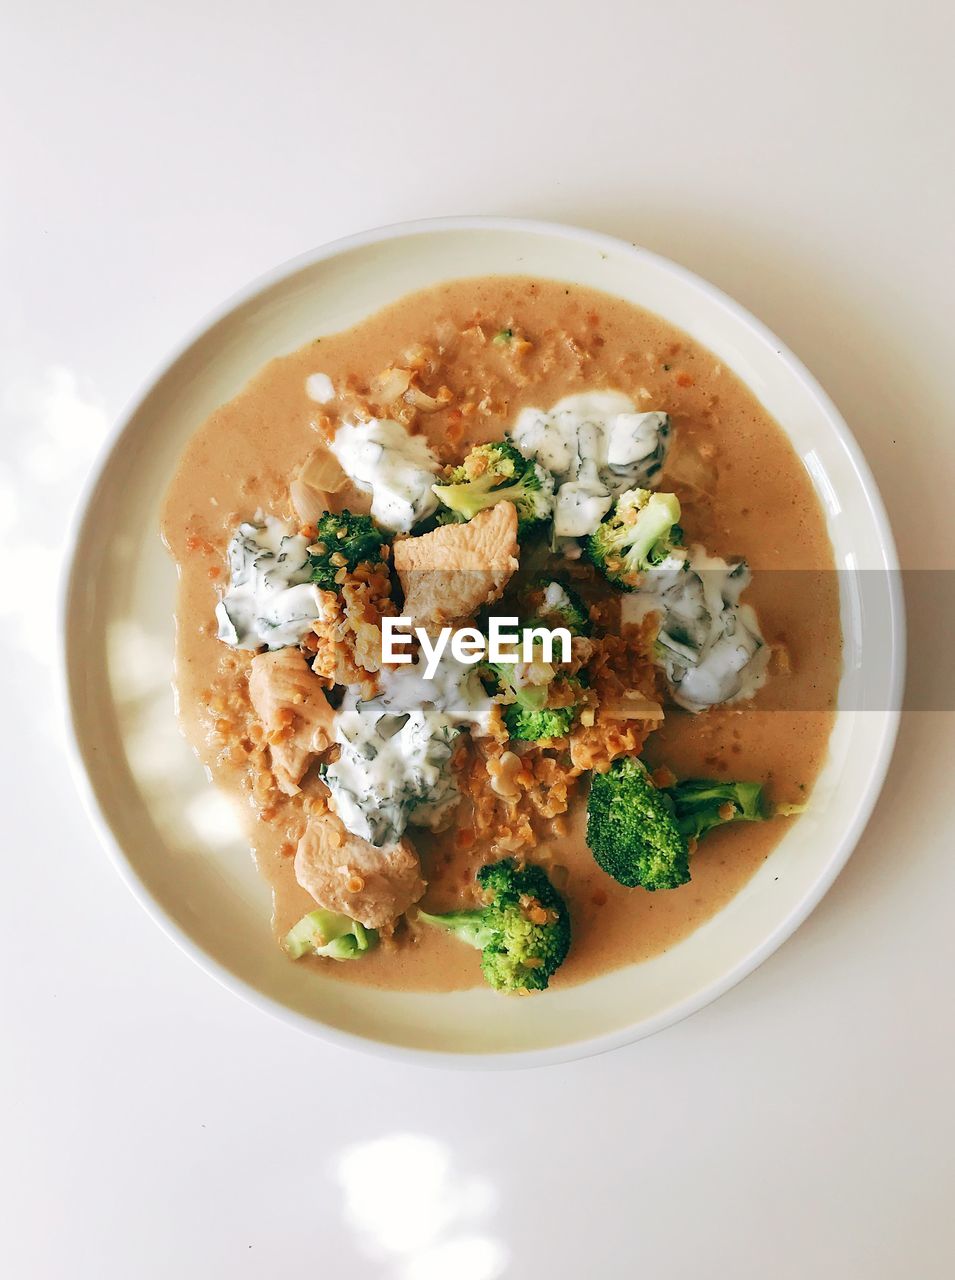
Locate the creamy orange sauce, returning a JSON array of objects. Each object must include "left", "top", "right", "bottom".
[{"left": 161, "top": 276, "right": 841, "bottom": 992}]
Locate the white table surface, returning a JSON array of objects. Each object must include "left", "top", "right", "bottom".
[{"left": 3, "top": 2, "right": 953, "bottom": 1275}]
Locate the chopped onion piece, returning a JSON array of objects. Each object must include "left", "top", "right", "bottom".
[
  {"left": 290, "top": 450, "right": 349, "bottom": 524},
  {"left": 372, "top": 366, "right": 413, "bottom": 403},
  {"left": 599, "top": 691, "right": 665, "bottom": 721}
]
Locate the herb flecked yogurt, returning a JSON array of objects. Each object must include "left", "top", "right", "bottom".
[
  {"left": 513, "top": 391, "right": 670, "bottom": 539},
  {"left": 330, "top": 418, "right": 440, "bottom": 533},
  {"left": 322, "top": 697, "right": 460, "bottom": 846},
  {"left": 215, "top": 518, "right": 327, "bottom": 650},
  {"left": 624, "top": 546, "right": 769, "bottom": 712},
  {"left": 323, "top": 652, "right": 492, "bottom": 847}
]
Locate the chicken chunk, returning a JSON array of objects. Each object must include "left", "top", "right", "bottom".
[
  {"left": 293, "top": 815, "right": 425, "bottom": 929},
  {"left": 248, "top": 649, "right": 336, "bottom": 796},
  {"left": 392, "top": 501, "right": 519, "bottom": 626}
]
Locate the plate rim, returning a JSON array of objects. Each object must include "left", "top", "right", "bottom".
[{"left": 59, "top": 214, "right": 906, "bottom": 1068}]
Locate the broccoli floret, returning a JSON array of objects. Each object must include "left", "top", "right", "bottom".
[
  {"left": 668, "top": 778, "right": 766, "bottom": 840},
  {"left": 308, "top": 511, "right": 386, "bottom": 590},
  {"left": 432, "top": 439, "right": 554, "bottom": 535},
  {"left": 418, "top": 858, "right": 571, "bottom": 993},
  {"left": 284, "top": 909, "right": 378, "bottom": 960},
  {"left": 485, "top": 580, "right": 586, "bottom": 740},
  {"left": 486, "top": 649, "right": 582, "bottom": 741},
  {"left": 586, "top": 761, "right": 770, "bottom": 889},
  {"left": 587, "top": 488, "right": 682, "bottom": 589},
  {"left": 586, "top": 757, "right": 690, "bottom": 890},
  {"left": 503, "top": 695, "right": 579, "bottom": 742},
  {"left": 526, "top": 578, "right": 591, "bottom": 636},
  {"left": 485, "top": 659, "right": 544, "bottom": 705}
]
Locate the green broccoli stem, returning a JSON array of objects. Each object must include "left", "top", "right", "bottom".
[
  {"left": 416, "top": 908, "right": 498, "bottom": 950},
  {"left": 436, "top": 479, "right": 504, "bottom": 520},
  {"left": 431, "top": 439, "right": 553, "bottom": 534},
  {"left": 632, "top": 493, "right": 682, "bottom": 563}
]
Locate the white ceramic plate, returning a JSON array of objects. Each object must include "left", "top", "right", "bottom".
[{"left": 61, "top": 217, "right": 904, "bottom": 1067}]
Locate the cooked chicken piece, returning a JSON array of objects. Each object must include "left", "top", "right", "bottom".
[
  {"left": 293, "top": 815, "right": 425, "bottom": 929},
  {"left": 248, "top": 649, "right": 336, "bottom": 796},
  {"left": 392, "top": 501, "right": 519, "bottom": 625}
]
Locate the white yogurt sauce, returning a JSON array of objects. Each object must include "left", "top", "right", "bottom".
[
  {"left": 622, "top": 544, "right": 769, "bottom": 712},
  {"left": 323, "top": 696, "right": 460, "bottom": 847},
  {"left": 330, "top": 418, "right": 439, "bottom": 532},
  {"left": 305, "top": 372, "right": 336, "bottom": 404},
  {"left": 551, "top": 476, "right": 614, "bottom": 537},
  {"left": 324, "top": 644, "right": 493, "bottom": 846},
  {"left": 215, "top": 518, "right": 327, "bottom": 651},
  {"left": 380, "top": 645, "right": 494, "bottom": 735},
  {"left": 542, "top": 581, "right": 573, "bottom": 613},
  {"left": 512, "top": 391, "right": 670, "bottom": 538}
]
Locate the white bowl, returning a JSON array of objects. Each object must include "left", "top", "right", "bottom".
[{"left": 61, "top": 217, "right": 904, "bottom": 1067}]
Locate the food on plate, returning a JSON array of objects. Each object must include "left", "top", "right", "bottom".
[
  {"left": 284, "top": 908, "right": 378, "bottom": 961},
  {"left": 585, "top": 757, "right": 767, "bottom": 891},
  {"left": 431, "top": 438, "right": 555, "bottom": 534},
  {"left": 391, "top": 500, "right": 519, "bottom": 626},
  {"left": 293, "top": 816, "right": 425, "bottom": 928},
  {"left": 417, "top": 858, "right": 571, "bottom": 993},
  {"left": 162, "top": 276, "right": 841, "bottom": 994}
]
